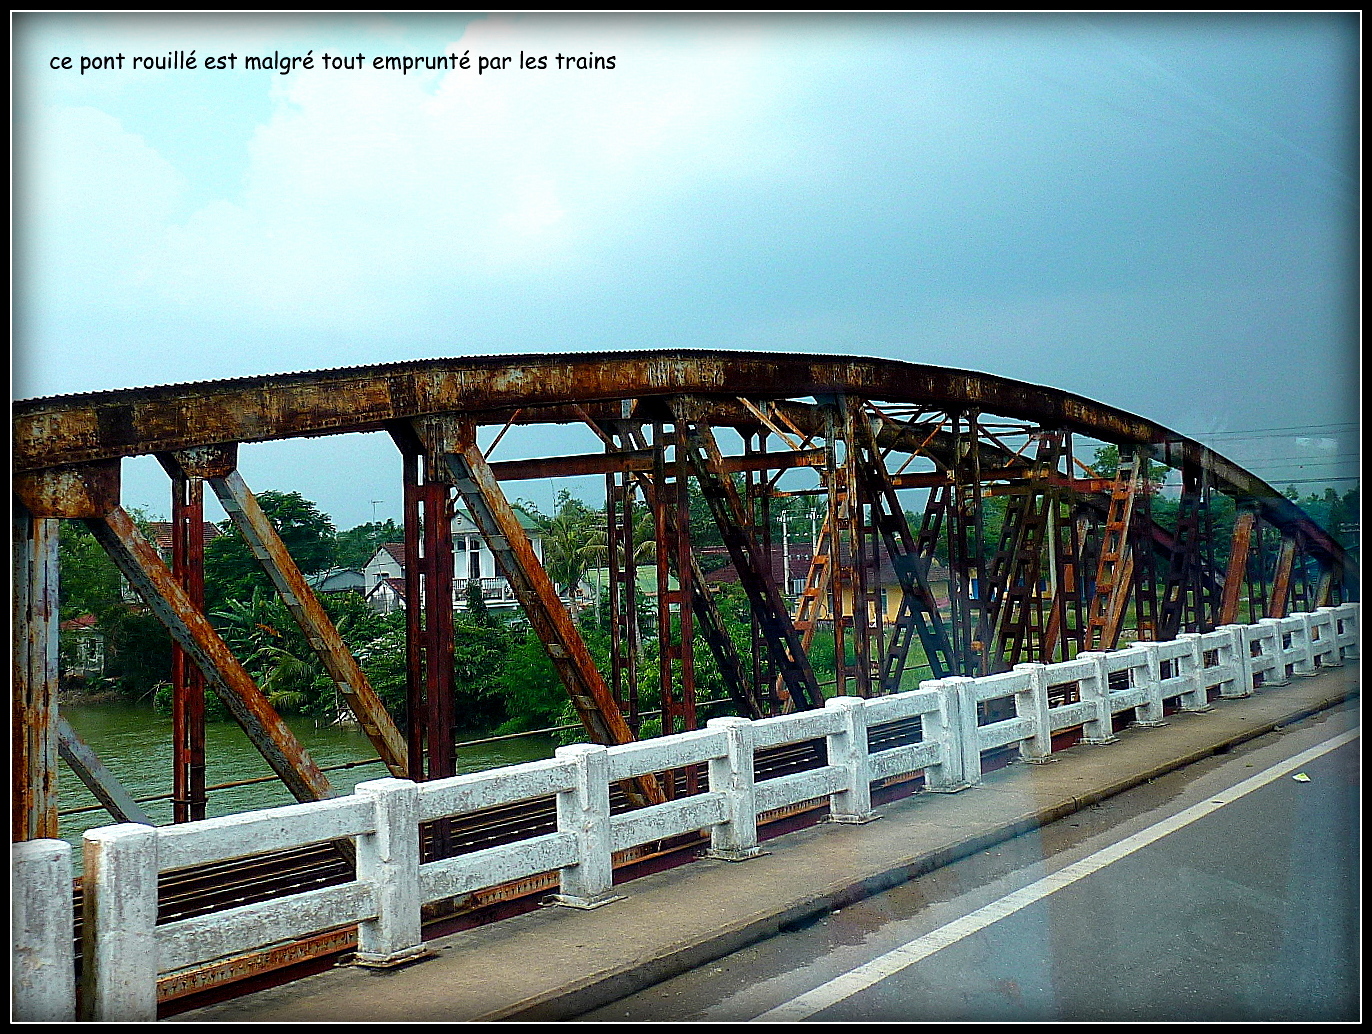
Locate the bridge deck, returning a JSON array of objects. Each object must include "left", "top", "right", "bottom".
[{"left": 171, "top": 663, "right": 1359, "bottom": 1023}]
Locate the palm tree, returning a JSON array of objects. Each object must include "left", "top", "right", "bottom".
[
  {"left": 543, "top": 505, "right": 601, "bottom": 617},
  {"left": 211, "top": 589, "right": 321, "bottom": 715}
]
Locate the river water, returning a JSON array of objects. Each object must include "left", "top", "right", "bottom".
[{"left": 58, "top": 702, "right": 557, "bottom": 871}]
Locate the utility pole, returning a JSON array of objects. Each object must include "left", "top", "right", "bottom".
[{"left": 779, "top": 510, "right": 793, "bottom": 598}]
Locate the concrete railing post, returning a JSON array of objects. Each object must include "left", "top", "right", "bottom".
[
  {"left": 1076, "top": 652, "right": 1119, "bottom": 744},
  {"left": 81, "top": 823, "right": 159, "bottom": 1022},
  {"left": 554, "top": 744, "right": 617, "bottom": 908},
  {"left": 353, "top": 778, "right": 426, "bottom": 966},
  {"left": 1313, "top": 608, "right": 1343, "bottom": 667},
  {"left": 706, "top": 717, "right": 762, "bottom": 860},
  {"left": 1176, "top": 634, "right": 1212, "bottom": 712},
  {"left": 1011, "top": 663, "right": 1053, "bottom": 762},
  {"left": 1333, "top": 602, "right": 1359, "bottom": 660},
  {"left": 945, "top": 677, "right": 982, "bottom": 787},
  {"left": 1216, "top": 625, "right": 1253, "bottom": 697},
  {"left": 1129, "top": 642, "right": 1167, "bottom": 727},
  {"left": 12, "top": 839, "right": 76, "bottom": 1022},
  {"left": 1292, "top": 613, "right": 1318, "bottom": 676},
  {"left": 826, "top": 696, "right": 876, "bottom": 823},
  {"left": 1256, "top": 619, "right": 1291, "bottom": 685},
  {"left": 921, "top": 680, "right": 969, "bottom": 793}
]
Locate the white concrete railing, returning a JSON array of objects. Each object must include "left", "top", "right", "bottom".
[{"left": 11, "top": 603, "right": 1358, "bottom": 1021}]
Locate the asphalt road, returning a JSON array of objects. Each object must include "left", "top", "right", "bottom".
[{"left": 577, "top": 702, "right": 1361, "bottom": 1022}]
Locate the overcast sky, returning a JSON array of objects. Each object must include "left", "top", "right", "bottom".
[{"left": 13, "top": 13, "right": 1359, "bottom": 531}]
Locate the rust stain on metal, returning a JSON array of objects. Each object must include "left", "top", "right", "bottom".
[
  {"left": 87, "top": 506, "right": 335, "bottom": 804},
  {"left": 210, "top": 469, "right": 410, "bottom": 777}
]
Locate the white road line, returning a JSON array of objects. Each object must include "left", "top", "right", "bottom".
[{"left": 753, "top": 726, "right": 1360, "bottom": 1022}]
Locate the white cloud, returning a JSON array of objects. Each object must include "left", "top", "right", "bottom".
[
  {"left": 121, "top": 16, "right": 802, "bottom": 327},
  {"left": 21, "top": 104, "right": 188, "bottom": 300}
]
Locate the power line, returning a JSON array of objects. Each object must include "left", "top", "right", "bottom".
[
  {"left": 1183, "top": 421, "right": 1359, "bottom": 440},
  {"left": 1268, "top": 477, "right": 1360, "bottom": 486}
]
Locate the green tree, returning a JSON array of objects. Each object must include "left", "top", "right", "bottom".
[
  {"left": 1090, "top": 444, "right": 1171, "bottom": 483},
  {"left": 100, "top": 607, "right": 174, "bottom": 702},
  {"left": 539, "top": 490, "right": 603, "bottom": 609},
  {"left": 334, "top": 519, "right": 403, "bottom": 570},
  {"left": 204, "top": 491, "right": 337, "bottom": 609},
  {"left": 57, "top": 520, "right": 122, "bottom": 622},
  {"left": 494, "top": 626, "right": 575, "bottom": 734},
  {"left": 57, "top": 509, "right": 174, "bottom": 700},
  {"left": 450, "top": 616, "right": 514, "bottom": 733}
]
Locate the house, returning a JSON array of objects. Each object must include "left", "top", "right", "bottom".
[
  {"left": 361, "top": 508, "right": 546, "bottom": 614},
  {"left": 704, "top": 543, "right": 951, "bottom": 624},
  {"left": 145, "top": 521, "right": 225, "bottom": 560},
  {"left": 306, "top": 568, "right": 367, "bottom": 596},
  {"left": 59, "top": 613, "right": 105, "bottom": 681}
]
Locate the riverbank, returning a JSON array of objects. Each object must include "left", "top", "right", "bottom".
[{"left": 56, "top": 700, "right": 558, "bottom": 871}]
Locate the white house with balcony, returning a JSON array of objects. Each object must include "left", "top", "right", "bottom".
[{"left": 362, "top": 508, "right": 545, "bottom": 615}]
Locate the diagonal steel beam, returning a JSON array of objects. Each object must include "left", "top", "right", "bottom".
[
  {"left": 85, "top": 506, "right": 334, "bottom": 804},
  {"left": 1218, "top": 510, "right": 1257, "bottom": 626},
  {"left": 414, "top": 416, "right": 663, "bottom": 806},
  {"left": 56, "top": 716, "right": 155, "bottom": 826},
  {"left": 1268, "top": 533, "right": 1298, "bottom": 619},
  {"left": 206, "top": 467, "right": 409, "bottom": 778},
  {"left": 669, "top": 398, "right": 824, "bottom": 712}
]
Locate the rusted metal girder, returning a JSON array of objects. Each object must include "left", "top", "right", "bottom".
[
  {"left": 983, "top": 431, "right": 1065, "bottom": 671},
  {"left": 159, "top": 457, "right": 208, "bottom": 822},
  {"left": 486, "top": 446, "right": 825, "bottom": 482},
  {"left": 12, "top": 507, "right": 61, "bottom": 841},
  {"left": 16, "top": 352, "right": 1350, "bottom": 596},
  {"left": 1083, "top": 449, "right": 1143, "bottom": 652},
  {"left": 202, "top": 464, "right": 409, "bottom": 779},
  {"left": 413, "top": 415, "right": 663, "bottom": 806},
  {"left": 56, "top": 716, "right": 155, "bottom": 826},
  {"left": 87, "top": 506, "right": 334, "bottom": 805},
  {"left": 948, "top": 412, "right": 990, "bottom": 677},
  {"left": 1218, "top": 509, "right": 1258, "bottom": 626},
  {"left": 670, "top": 398, "right": 825, "bottom": 712},
  {"left": 1268, "top": 533, "right": 1299, "bottom": 619},
  {"left": 848, "top": 406, "right": 955, "bottom": 687}
]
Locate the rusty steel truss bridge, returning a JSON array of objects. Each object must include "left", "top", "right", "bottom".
[{"left": 11, "top": 351, "right": 1358, "bottom": 998}]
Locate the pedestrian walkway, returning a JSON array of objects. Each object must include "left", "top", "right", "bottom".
[{"left": 174, "top": 664, "right": 1359, "bottom": 1023}]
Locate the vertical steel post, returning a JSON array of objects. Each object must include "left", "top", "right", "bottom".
[
  {"left": 401, "top": 450, "right": 427, "bottom": 781},
  {"left": 948, "top": 412, "right": 988, "bottom": 677},
  {"left": 13, "top": 508, "right": 61, "bottom": 841},
  {"left": 167, "top": 466, "right": 207, "bottom": 821}
]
